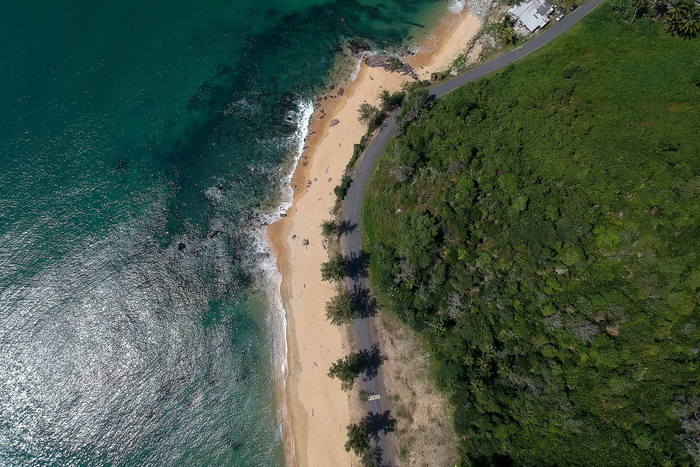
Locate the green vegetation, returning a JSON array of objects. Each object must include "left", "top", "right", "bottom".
[
  {"left": 320, "top": 252, "right": 350, "bottom": 282},
  {"left": 325, "top": 286, "right": 356, "bottom": 325},
  {"left": 611, "top": 0, "right": 700, "bottom": 39},
  {"left": 500, "top": 14, "right": 518, "bottom": 45},
  {"left": 345, "top": 412, "right": 398, "bottom": 465},
  {"left": 328, "top": 346, "right": 387, "bottom": 390},
  {"left": 337, "top": 89, "right": 406, "bottom": 205},
  {"left": 357, "top": 102, "right": 380, "bottom": 125},
  {"left": 379, "top": 89, "right": 406, "bottom": 112},
  {"left": 665, "top": 0, "right": 700, "bottom": 38},
  {"left": 320, "top": 219, "right": 339, "bottom": 238},
  {"left": 345, "top": 418, "right": 373, "bottom": 457},
  {"left": 363, "top": 5, "right": 700, "bottom": 465},
  {"left": 334, "top": 174, "right": 353, "bottom": 202},
  {"left": 349, "top": 135, "right": 370, "bottom": 168},
  {"left": 396, "top": 86, "right": 430, "bottom": 127},
  {"left": 357, "top": 103, "right": 386, "bottom": 133},
  {"left": 328, "top": 352, "right": 364, "bottom": 390}
]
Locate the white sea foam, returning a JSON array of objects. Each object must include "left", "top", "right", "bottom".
[
  {"left": 252, "top": 98, "right": 313, "bottom": 374},
  {"left": 448, "top": 0, "right": 467, "bottom": 13},
  {"left": 249, "top": 98, "right": 313, "bottom": 463},
  {"left": 348, "top": 57, "right": 363, "bottom": 82},
  {"left": 266, "top": 100, "right": 314, "bottom": 226}
]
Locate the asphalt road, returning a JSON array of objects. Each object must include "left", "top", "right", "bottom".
[{"left": 341, "top": 0, "right": 604, "bottom": 463}]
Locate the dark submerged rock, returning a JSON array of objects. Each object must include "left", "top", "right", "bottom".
[{"left": 347, "top": 39, "right": 371, "bottom": 56}]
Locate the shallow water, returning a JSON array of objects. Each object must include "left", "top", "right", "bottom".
[{"left": 0, "top": 0, "right": 453, "bottom": 464}]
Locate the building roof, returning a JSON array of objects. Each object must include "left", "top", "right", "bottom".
[
  {"left": 536, "top": 1, "right": 554, "bottom": 15},
  {"left": 509, "top": 0, "right": 554, "bottom": 32}
]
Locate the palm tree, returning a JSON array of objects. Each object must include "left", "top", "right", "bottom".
[
  {"left": 344, "top": 419, "right": 372, "bottom": 456},
  {"left": 677, "top": 7, "right": 700, "bottom": 37},
  {"left": 357, "top": 103, "right": 379, "bottom": 125},
  {"left": 503, "top": 13, "right": 516, "bottom": 27},
  {"left": 379, "top": 89, "right": 405, "bottom": 111},
  {"left": 499, "top": 14, "right": 518, "bottom": 45},
  {"left": 320, "top": 252, "right": 349, "bottom": 282},
  {"left": 327, "top": 352, "right": 364, "bottom": 390},
  {"left": 500, "top": 25, "right": 517, "bottom": 44},
  {"left": 320, "top": 219, "right": 338, "bottom": 237},
  {"left": 379, "top": 89, "right": 392, "bottom": 110},
  {"left": 665, "top": 0, "right": 700, "bottom": 39}
]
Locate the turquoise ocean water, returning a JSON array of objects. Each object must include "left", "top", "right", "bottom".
[{"left": 0, "top": 1, "right": 455, "bottom": 464}]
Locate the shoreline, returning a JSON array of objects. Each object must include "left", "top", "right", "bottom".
[{"left": 267, "top": 6, "right": 483, "bottom": 465}]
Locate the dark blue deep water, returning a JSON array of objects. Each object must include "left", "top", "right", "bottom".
[{"left": 0, "top": 0, "right": 450, "bottom": 464}]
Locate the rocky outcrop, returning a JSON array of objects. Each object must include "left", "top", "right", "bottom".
[
  {"left": 364, "top": 55, "right": 418, "bottom": 80},
  {"left": 347, "top": 39, "right": 371, "bottom": 56}
]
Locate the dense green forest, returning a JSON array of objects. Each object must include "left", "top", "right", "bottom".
[{"left": 363, "top": 4, "right": 700, "bottom": 465}]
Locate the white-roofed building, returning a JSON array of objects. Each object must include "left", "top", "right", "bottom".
[{"left": 509, "top": 0, "right": 554, "bottom": 32}]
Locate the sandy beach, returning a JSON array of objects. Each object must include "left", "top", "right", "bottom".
[{"left": 267, "top": 7, "right": 482, "bottom": 466}]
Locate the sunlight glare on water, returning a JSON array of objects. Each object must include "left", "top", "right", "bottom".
[{"left": 0, "top": 0, "right": 450, "bottom": 464}]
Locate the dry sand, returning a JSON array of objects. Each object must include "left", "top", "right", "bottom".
[
  {"left": 409, "top": 12, "right": 482, "bottom": 79},
  {"left": 267, "top": 8, "right": 482, "bottom": 466}
]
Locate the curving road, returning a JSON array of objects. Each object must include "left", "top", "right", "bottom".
[{"left": 342, "top": 0, "right": 604, "bottom": 463}]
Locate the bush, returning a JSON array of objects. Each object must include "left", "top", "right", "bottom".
[
  {"left": 349, "top": 135, "right": 369, "bottom": 167},
  {"left": 334, "top": 175, "right": 353, "bottom": 201}
]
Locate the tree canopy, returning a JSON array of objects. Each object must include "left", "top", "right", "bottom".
[
  {"left": 325, "top": 286, "right": 357, "bottom": 326},
  {"left": 320, "top": 219, "right": 339, "bottom": 238},
  {"left": 363, "top": 6, "right": 700, "bottom": 465},
  {"left": 665, "top": 0, "right": 700, "bottom": 38},
  {"left": 345, "top": 419, "right": 372, "bottom": 456},
  {"left": 320, "top": 252, "right": 350, "bottom": 282},
  {"left": 328, "top": 352, "right": 364, "bottom": 390}
]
